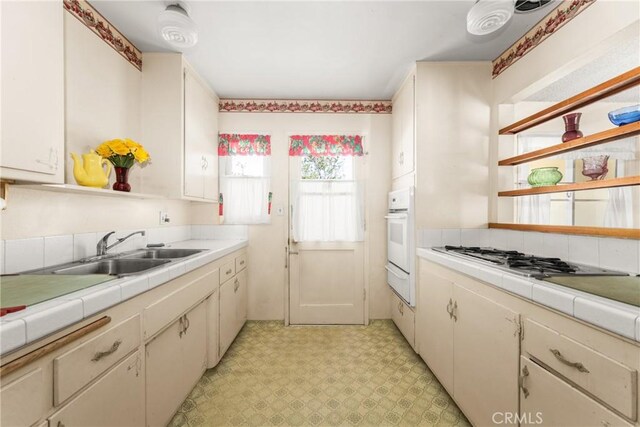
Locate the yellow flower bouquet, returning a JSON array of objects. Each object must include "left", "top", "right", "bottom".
[{"left": 96, "top": 138, "right": 150, "bottom": 168}]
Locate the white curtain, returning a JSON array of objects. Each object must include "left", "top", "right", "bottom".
[
  {"left": 219, "top": 156, "right": 270, "bottom": 224},
  {"left": 517, "top": 195, "right": 551, "bottom": 224},
  {"left": 291, "top": 180, "right": 364, "bottom": 242},
  {"left": 604, "top": 187, "right": 633, "bottom": 228}
]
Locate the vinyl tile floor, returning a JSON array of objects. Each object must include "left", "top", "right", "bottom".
[{"left": 169, "top": 320, "right": 469, "bottom": 427}]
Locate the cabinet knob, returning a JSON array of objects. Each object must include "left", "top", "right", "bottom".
[{"left": 451, "top": 301, "right": 458, "bottom": 322}]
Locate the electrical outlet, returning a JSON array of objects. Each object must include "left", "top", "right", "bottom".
[{"left": 159, "top": 211, "right": 171, "bottom": 225}]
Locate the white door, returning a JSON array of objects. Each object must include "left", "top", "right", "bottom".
[{"left": 289, "top": 153, "right": 365, "bottom": 325}]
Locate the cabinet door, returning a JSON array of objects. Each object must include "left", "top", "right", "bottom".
[
  {"left": 0, "top": 368, "right": 47, "bottom": 427},
  {"left": 452, "top": 285, "right": 520, "bottom": 427},
  {"left": 1, "top": 0, "right": 63, "bottom": 182},
  {"left": 219, "top": 277, "right": 237, "bottom": 357},
  {"left": 145, "top": 319, "right": 185, "bottom": 427},
  {"left": 207, "top": 290, "right": 220, "bottom": 368},
  {"left": 520, "top": 357, "right": 632, "bottom": 427},
  {"left": 183, "top": 71, "right": 207, "bottom": 198},
  {"left": 49, "top": 351, "right": 144, "bottom": 427},
  {"left": 202, "top": 92, "right": 219, "bottom": 201},
  {"left": 235, "top": 269, "right": 248, "bottom": 334},
  {"left": 181, "top": 301, "right": 208, "bottom": 391},
  {"left": 417, "top": 269, "right": 454, "bottom": 393},
  {"left": 391, "top": 89, "right": 403, "bottom": 179}
]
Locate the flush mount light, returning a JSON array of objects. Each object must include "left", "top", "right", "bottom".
[
  {"left": 158, "top": 3, "right": 198, "bottom": 50},
  {"left": 466, "top": 0, "right": 514, "bottom": 36}
]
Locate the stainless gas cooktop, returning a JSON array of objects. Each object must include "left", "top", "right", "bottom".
[{"left": 433, "top": 246, "right": 629, "bottom": 279}]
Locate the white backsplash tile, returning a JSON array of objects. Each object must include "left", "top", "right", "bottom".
[
  {"left": 44, "top": 235, "right": 73, "bottom": 267},
  {"left": 421, "top": 229, "right": 442, "bottom": 248},
  {"left": 505, "top": 231, "right": 524, "bottom": 252},
  {"left": 599, "top": 237, "right": 639, "bottom": 274},
  {"left": 460, "top": 229, "right": 490, "bottom": 247},
  {"left": 192, "top": 225, "right": 248, "bottom": 240},
  {"left": 5, "top": 237, "right": 44, "bottom": 274},
  {"left": 542, "top": 233, "right": 569, "bottom": 260},
  {"left": 119, "top": 276, "right": 149, "bottom": 301},
  {"left": 441, "top": 229, "right": 461, "bottom": 246},
  {"left": 502, "top": 276, "right": 533, "bottom": 299},
  {"left": 568, "top": 235, "right": 599, "bottom": 266},
  {"left": 80, "top": 286, "right": 122, "bottom": 317},
  {"left": 532, "top": 282, "right": 575, "bottom": 315},
  {"left": 24, "top": 299, "right": 84, "bottom": 342},
  {"left": 73, "top": 232, "right": 98, "bottom": 261},
  {"left": 489, "top": 229, "right": 510, "bottom": 250},
  {"left": 523, "top": 232, "right": 544, "bottom": 256}
]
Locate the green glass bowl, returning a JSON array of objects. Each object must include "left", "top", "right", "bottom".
[{"left": 527, "top": 167, "right": 563, "bottom": 187}]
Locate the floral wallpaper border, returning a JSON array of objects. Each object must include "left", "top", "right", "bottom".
[
  {"left": 63, "top": 0, "right": 142, "bottom": 71},
  {"left": 219, "top": 99, "right": 392, "bottom": 114},
  {"left": 492, "top": 0, "right": 595, "bottom": 79}
]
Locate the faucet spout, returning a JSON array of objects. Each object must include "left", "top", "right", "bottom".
[{"left": 96, "top": 230, "right": 146, "bottom": 256}]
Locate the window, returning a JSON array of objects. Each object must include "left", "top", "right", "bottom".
[
  {"left": 218, "top": 133, "right": 271, "bottom": 224},
  {"left": 289, "top": 135, "right": 364, "bottom": 242}
]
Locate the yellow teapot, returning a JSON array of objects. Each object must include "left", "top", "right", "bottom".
[{"left": 70, "top": 150, "right": 111, "bottom": 188}]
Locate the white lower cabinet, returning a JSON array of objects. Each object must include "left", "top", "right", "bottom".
[
  {"left": 207, "top": 289, "right": 220, "bottom": 368},
  {"left": 0, "top": 368, "right": 48, "bottom": 427},
  {"left": 390, "top": 291, "right": 415, "bottom": 349},
  {"left": 520, "top": 357, "right": 633, "bottom": 427},
  {"left": 418, "top": 265, "right": 520, "bottom": 426},
  {"left": 146, "top": 301, "right": 207, "bottom": 427},
  {"left": 220, "top": 266, "right": 248, "bottom": 358},
  {"left": 48, "top": 351, "right": 144, "bottom": 427}
]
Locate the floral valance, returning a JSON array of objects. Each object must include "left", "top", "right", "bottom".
[
  {"left": 289, "top": 135, "right": 364, "bottom": 157},
  {"left": 218, "top": 133, "right": 271, "bottom": 156}
]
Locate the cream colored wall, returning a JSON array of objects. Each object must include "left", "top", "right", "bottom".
[
  {"left": 217, "top": 113, "right": 392, "bottom": 320},
  {"left": 414, "top": 62, "right": 492, "bottom": 230},
  {"left": 490, "top": 0, "right": 640, "bottom": 223},
  {"left": 0, "top": 12, "right": 192, "bottom": 240},
  {"left": 64, "top": 13, "right": 143, "bottom": 190}
]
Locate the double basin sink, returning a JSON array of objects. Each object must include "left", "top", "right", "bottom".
[{"left": 34, "top": 249, "right": 204, "bottom": 277}]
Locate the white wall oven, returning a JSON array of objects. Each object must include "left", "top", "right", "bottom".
[{"left": 386, "top": 187, "right": 415, "bottom": 306}]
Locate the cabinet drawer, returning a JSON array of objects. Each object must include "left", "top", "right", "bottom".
[
  {"left": 220, "top": 261, "right": 235, "bottom": 283},
  {"left": 523, "top": 318, "right": 637, "bottom": 420},
  {"left": 391, "top": 291, "right": 415, "bottom": 348},
  {"left": 235, "top": 253, "right": 247, "bottom": 273},
  {"left": 144, "top": 268, "right": 219, "bottom": 339},
  {"left": 49, "top": 351, "right": 144, "bottom": 427},
  {"left": 520, "top": 357, "right": 633, "bottom": 427},
  {"left": 54, "top": 315, "right": 141, "bottom": 405},
  {"left": 0, "top": 368, "right": 47, "bottom": 427}
]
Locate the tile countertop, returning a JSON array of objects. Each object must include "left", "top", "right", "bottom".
[
  {"left": 417, "top": 248, "right": 640, "bottom": 343},
  {"left": 0, "top": 239, "right": 248, "bottom": 356}
]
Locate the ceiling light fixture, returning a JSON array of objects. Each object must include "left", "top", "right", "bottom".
[
  {"left": 158, "top": 3, "right": 198, "bottom": 50},
  {"left": 466, "top": 0, "right": 514, "bottom": 36}
]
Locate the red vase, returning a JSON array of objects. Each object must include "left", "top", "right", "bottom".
[
  {"left": 562, "top": 113, "right": 583, "bottom": 142},
  {"left": 113, "top": 166, "right": 131, "bottom": 192}
]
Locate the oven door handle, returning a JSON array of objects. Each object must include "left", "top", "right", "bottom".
[
  {"left": 385, "top": 214, "right": 408, "bottom": 220},
  {"left": 385, "top": 264, "right": 409, "bottom": 279}
]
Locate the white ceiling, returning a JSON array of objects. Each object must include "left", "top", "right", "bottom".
[{"left": 92, "top": 0, "right": 559, "bottom": 100}]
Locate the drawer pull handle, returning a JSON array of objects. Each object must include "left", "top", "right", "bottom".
[
  {"left": 184, "top": 315, "right": 190, "bottom": 334},
  {"left": 226, "top": 269, "right": 233, "bottom": 275},
  {"left": 179, "top": 316, "right": 185, "bottom": 338},
  {"left": 240, "top": 260, "right": 245, "bottom": 265},
  {"left": 234, "top": 278, "right": 240, "bottom": 292},
  {"left": 452, "top": 301, "right": 458, "bottom": 322},
  {"left": 519, "top": 365, "right": 530, "bottom": 398},
  {"left": 92, "top": 339, "right": 122, "bottom": 362},
  {"left": 549, "top": 349, "right": 590, "bottom": 373},
  {"left": 446, "top": 299, "right": 453, "bottom": 319}
]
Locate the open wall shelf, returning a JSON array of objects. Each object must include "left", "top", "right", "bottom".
[
  {"left": 498, "top": 176, "right": 640, "bottom": 197},
  {"left": 499, "top": 122, "right": 640, "bottom": 166},
  {"left": 499, "top": 66, "right": 640, "bottom": 135},
  {"left": 489, "top": 223, "right": 640, "bottom": 239}
]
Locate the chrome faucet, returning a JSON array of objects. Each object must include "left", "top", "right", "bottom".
[{"left": 96, "top": 230, "right": 146, "bottom": 256}]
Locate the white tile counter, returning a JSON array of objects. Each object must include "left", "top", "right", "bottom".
[
  {"left": 0, "top": 239, "right": 247, "bottom": 355},
  {"left": 417, "top": 247, "right": 640, "bottom": 343}
]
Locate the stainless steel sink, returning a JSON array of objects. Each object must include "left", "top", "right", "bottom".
[
  {"left": 52, "top": 259, "right": 170, "bottom": 276},
  {"left": 122, "top": 249, "right": 204, "bottom": 259}
]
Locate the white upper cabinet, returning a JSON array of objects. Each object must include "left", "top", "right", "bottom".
[
  {"left": 1, "top": 1, "right": 64, "bottom": 183},
  {"left": 391, "top": 72, "right": 415, "bottom": 179},
  {"left": 141, "top": 53, "right": 218, "bottom": 200},
  {"left": 184, "top": 70, "right": 219, "bottom": 200}
]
